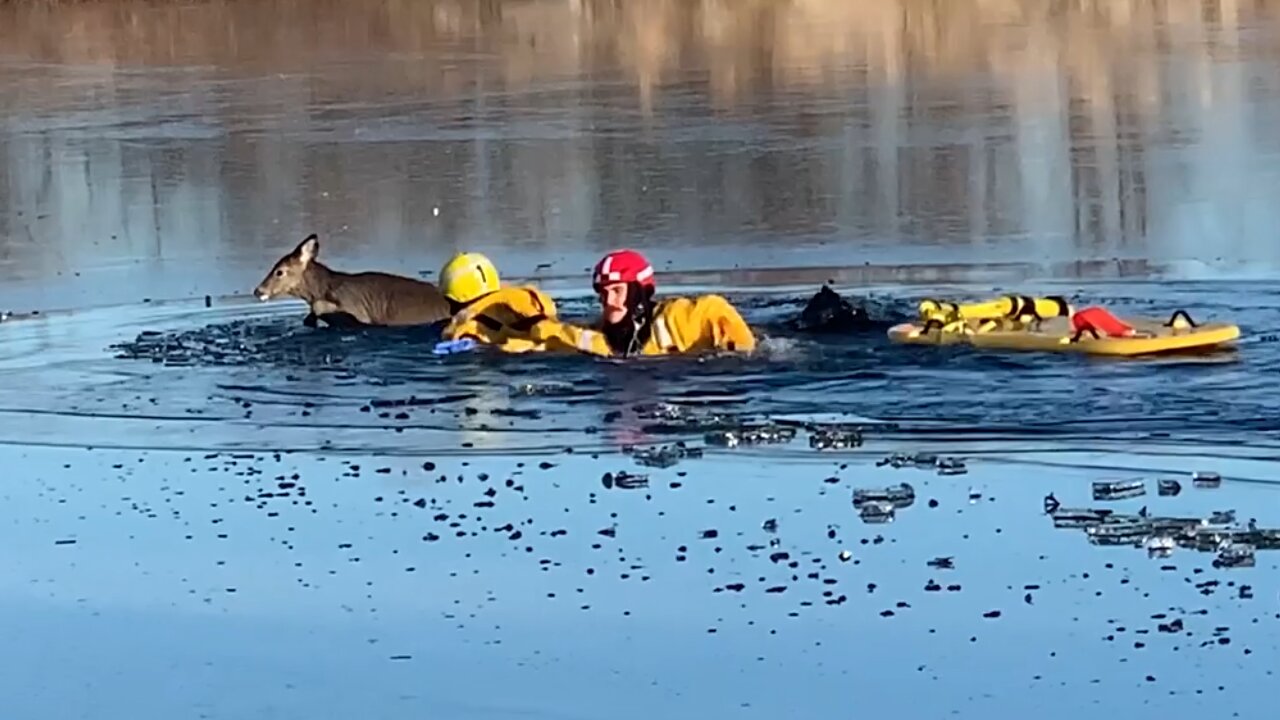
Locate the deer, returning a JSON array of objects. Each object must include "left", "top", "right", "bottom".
[{"left": 253, "top": 234, "right": 451, "bottom": 328}]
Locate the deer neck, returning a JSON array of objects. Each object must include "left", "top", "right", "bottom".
[{"left": 297, "top": 261, "right": 338, "bottom": 302}]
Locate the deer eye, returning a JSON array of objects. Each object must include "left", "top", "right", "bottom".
[{"left": 275, "top": 269, "right": 284, "bottom": 277}]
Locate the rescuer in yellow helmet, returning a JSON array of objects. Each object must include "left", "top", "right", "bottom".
[{"left": 433, "top": 252, "right": 560, "bottom": 354}]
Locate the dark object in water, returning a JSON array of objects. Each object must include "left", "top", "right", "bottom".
[
  {"left": 794, "top": 285, "right": 879, "bottom": 333},
  {"left": 853, "top": 482, "right": 916, "bottom": 509},
  {"left": 1093, "top": 479, "right": 1146, "bottom": 501},
  {"left": 1157, "top": 479, "right": 1182, "bottom": 497},
  {"left": 927, "top": 556, "right": 954, "bottom": 569}
]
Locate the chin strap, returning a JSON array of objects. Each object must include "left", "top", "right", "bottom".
[{"left": 611, "top": 283, "right": 656, "bottom": 356}]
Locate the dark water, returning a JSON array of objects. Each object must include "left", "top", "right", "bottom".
[{"left": 3, "top": 1, "right": 1280, "bottom": 718}]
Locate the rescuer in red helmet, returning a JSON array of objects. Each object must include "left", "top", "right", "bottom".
[{"left": 530, "top": 249, "right": 756, "bottom": 357}]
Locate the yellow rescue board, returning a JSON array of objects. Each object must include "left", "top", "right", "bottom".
[
  {"left": 888, "top": 315, "right": 1241, "bottom": 357},
  {"left": 888, "top": 322, "right": 975, "bottom": 347}
]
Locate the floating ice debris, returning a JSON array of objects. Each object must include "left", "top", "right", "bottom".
[
  {"left": 1092, "top": 479, "right": 1146, "bottom": 501},
  {"left": 111, "top": 319, "right": 327, "bottom": 367},
  {"left": 878, "top": 453, "right": 936, "bottom": 469},
  {"left": 1213, "top": 543, "right": 1255, "bottom": 569},
  {"left": 1049, "top": 501, "right": 1280, "bottom": 562},
  {"left": 1157, "top": 479, "right": 1182, "bottom": 496},
  {"left": 601, "top": 471, "right": 649, "bottom": 490},
  {"left": 509, "top": 381, "right": 578, "bottom": 396},
  {"left": 1192, "top": 471, "right": 1222, "bottom": 488},
  {"left": 633, "top": 402, "right": 740, "bottom": 432},
  {"left": 1209, "top": 510, "right": 1236, "bottom": 525},
  {"left": 633, "top": 402, "right": 687, "bottom": 421},
  {"left": 1182, "top": 527, "right": 1280, "bottom": 551},
  {"left": 625, "top": 443, "right": 703, "bottom": 469},
  {"left": 1144, "top": 535, "right": 1176, "bottom": 558},
  {"left": 858, "top": 501, "right": 895, "bottom": 524},
  {"left": 810, "top": 426, "right": 863, "bottom": 450},
  {"left": 852, "top": 482, "right": 915, "bottom": 510},
  {"left": 370, "top": 394, "right": 471, "bottom": 409},
  {"left": 1086, "top": 521, "right": 1153, "bottom": 546},
  {"left": 1049, "top": 508, "right": 1116, "bottom": 528},
  {"left": 878, "top": 452, "right": 966, "bottom": 474},
  {"left": 704, "top": 424, "right": 797, "bottom": 448},
  {"left": 1043, "top": 493, "right": 1061, "bottom": 514}
]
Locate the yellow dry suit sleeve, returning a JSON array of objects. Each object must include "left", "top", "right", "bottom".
[
  {"left": 443, "top": 287, "right": 558, "bottom": 352},
  {"left": 662, "top": 295, "right": 756, "bottom": 353},
  {"left": 529, "top": 317, "right": 613, "bottom": 356}
]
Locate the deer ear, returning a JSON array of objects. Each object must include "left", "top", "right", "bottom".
[{"left": 296, "top": 234, "right": 319, "bottom": 264}]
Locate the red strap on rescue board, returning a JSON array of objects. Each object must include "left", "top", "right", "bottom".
[{"left": 1070, "top": 306, "right": 1135, "bottom": 337}]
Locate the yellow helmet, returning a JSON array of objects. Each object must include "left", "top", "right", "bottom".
[{"left": 440, "top": 252, "right": 500, "bottom": 304}]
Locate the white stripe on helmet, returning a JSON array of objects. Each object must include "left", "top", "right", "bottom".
[{"left": 594, "top": 256, "right": 653, "bottom": 285}]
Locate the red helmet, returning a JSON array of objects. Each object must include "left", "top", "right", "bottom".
[{"left": 593, "top": 250, "right": 655, "bottom": 291}]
